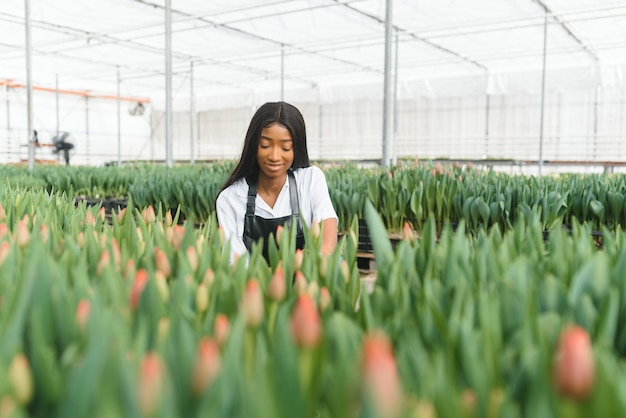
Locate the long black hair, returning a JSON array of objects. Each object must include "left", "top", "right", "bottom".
[{"left": 219, "top": 101, "right": 310, "bottom": 194}]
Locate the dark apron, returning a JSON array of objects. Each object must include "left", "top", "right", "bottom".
[{"left": 243, "top": 170, "right": 305, "bottom": 262}]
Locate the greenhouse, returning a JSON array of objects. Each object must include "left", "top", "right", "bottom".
[
  {"left": 2, "top": 0, "right": 626, "bottom": 172},
  {"left": 2, "top": 1, "right": 626, "bottom": 418}
]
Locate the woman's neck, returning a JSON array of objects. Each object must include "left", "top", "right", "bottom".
[{"left": 256, "top": 173, "right": 287, "bottom": 208}]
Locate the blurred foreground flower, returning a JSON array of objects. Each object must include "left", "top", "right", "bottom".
[
  {"left": 241, "top": 279, "right": 264, "bottom": 328},
  {"left": 291, "top": 293, "right": 322, "bottom": 349},
  {"left": 191, "top": 338, "right": 221, "bottom": 396},
  {"left": 553, "top": 325, "right": 595, "bottom": 400},
  {"left": 361, "top": 331, "right": 403, "bottom": 418},
  {"left": 138, "top": 352, "right": 165, "bottom": 418},
  {"left": 9, "top": 353, "right": 34, "bottom": 405}
]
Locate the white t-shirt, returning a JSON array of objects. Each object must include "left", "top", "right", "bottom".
[{"left": 216, "top": 166, "right": 338, "bottom": 261}]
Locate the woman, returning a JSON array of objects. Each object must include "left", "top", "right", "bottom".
[{"left": 215, "top": 101, "right": 338, "bottom": 263}]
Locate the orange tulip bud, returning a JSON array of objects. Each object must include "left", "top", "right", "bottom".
[
  {"left": 293, "top": 271, "right": 307, "bottom": 295},
  {"left": 137, "top": 352, "right": 164, "bottom": 417},
  {"left": 402, "top": 222, "right": 414, "bottom": 241},
  {"left": 319, "top": 287, "right": 331, "bottom": 312},
  {"left": 214, "top": 314, "right": 230, "bottom": 347},
  {"left": 16, "top": 221, "right": 30, "bottom": 248},
  {"left": 75, "top": 299, "right": 91, "bottom": 331},
  {"left": 291, "top": 293, "right": 322, "bottom": 349},
  {"left": 96, "top": 251, "right": 111, "bottom": 276},
  {"left": 77, "top": 231, "right": 85, "bottom": 249},
  {"left": 130, "top": 269, "right": 149, "bottom": 310},
  {"left": 170, "top": 225, "right": 185, "bottom": 251},
  {"left": 85, "top": 211, "right": 97, "bottom": 226},
  {"left": 294, "top": 249, "right": 304, "bottom": 271},
  {"left": 125, "top": 259, "right": 136, "bottom": 281},
  {"left": 116, "top": 207, "right": 127, "bottom": 223},
  {"left": 553, "top": 325, "right": 595, "bottom": 400},
  {"left": 203, "top": 269, "right": 215, "bottom": 287},
  {"left": 268, "top": 267, "right": 286, "bottom": 302},
  {"left": 362, "top": 331, "right": 403, "bottom": 418},
  {"left": 0, "top": 242, "right": 10, "bottom": 267},
  {"left": 154, "top": 248, "right": 171, "bottom": 279},
  {"left": 142, "top": 205, "right": 156, "bottom": 224},
  {"left": 275, "top": 224, "right": 283, "bottom": 243},
  {"left": 39, "top": 223, "right": 49, "bottom": 244},
  {"left": 241, "top": 279, "right": 264, "bottom": 328},
  {"left": 8, "top": 353, "right": 34, "bottom": 405},
  {"left": 191, "top": 338, "right": 221, "bottom": 396},
  {"left": 0, "top": 223, "right": 8, "bottom": 239},
  {"left": 165, "top": 210, "right": 173, "bottom": 227}
]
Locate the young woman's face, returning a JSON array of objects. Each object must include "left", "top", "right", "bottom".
[{"left": 256, "top": 123, "right": 294, "bottom": 182}]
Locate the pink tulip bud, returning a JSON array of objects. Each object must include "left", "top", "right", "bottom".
[
  {"left": 98, "top": 207, "right": 106, "bottom": 222},
  {"left": 402, "top": 222, "right": 414, "bottom": 241},
  {"left": 170, "top": 225, "right": 185, "bottom": 251},
  {"left": 275, "top": 225, "right": 283, "bottom": 243},
  {"left": 142, "top": 206, "right": 156, "bottom": 224},
  {"left": 75, "top": 299, "right": 91, "bottom": 331},
  {"left": 115, "top": 207, "right": 127, "bottom": 224},
  {"left": 294, "top": 249, "right": 304, "bottom": 271},
  {"left": 85, "top": 211, "right": 97, "bottom": 226},
  {"left": 196, "top": 283, "right": 209, "bottom": 314},
  {"left": 214, "top": 314, "right": 230, "bottom": 347},
  {"left": 0, "top": 223, "right": 8, "bottom": 239},
  {"left": 16, "top": 221, "right": 30, "bottom": 248},
  {"left": 0, "top": 396, "right": 16, "bottom": 418},
  {"left": 111, "top": 239, "right": 121, "bottom": 270},
  {"left": 97, "top": 251, "right": 111, "bottom": 276},
  {"left": 203, "top": 269, "right": 215, "bottom": 287},
  {"left": 241, "top": 279, "right": 264, "bottom": 328},
  {"left": 165, "top": 210, "right": 173, "bottom": 227},
  {"left": 137, "top": 352, "right": 164, "bottom": 417},
  {"left": 268, "top": 267, "right": 286, "bottom": 302},
  {"left": 130, "top": 269, "right": 149, "bottom": 311},
  {"left": 362, "top": 331, "right": 403, "bottom": 418},
  {"left": 553, "top": 325, "right": 595, "bottom": 400},
  {"left": 8, "top": 353, "right": 34, "bottom": 405},
  {"left": 186, "top": 246, "right": 199, "bottom": 272},
  {"left": 293, "top": 271, "right": 307, "bottom": 295},
  {"left": 191, "top": 337, "right": 221, "bottom": 396},
  {"left": 319, "top": 287, "right": 331, "bottom": 312},
  {"left": 39, "top": 223, "right": 49, "bottom": 244},
  {"left": 290, "top": 293, "right": 322, "bottom": 349},
  {"left": 76, "top": 231, "right": 85, "bottom": 249},
  {"left": 154, "top": 248, "right": 171, "bottom": 279},
  {"left": 0, "top": 242, "right": 10, "bottom": 267}
]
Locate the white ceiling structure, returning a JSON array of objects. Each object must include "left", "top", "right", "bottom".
[{"left": 3, "top": 0, "right": 626, "bottom": 107}]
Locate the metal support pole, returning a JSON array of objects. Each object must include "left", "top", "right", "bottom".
[
  {"left": 25, "top": 0, "right": 34, "bottom": 170},
  {"left": 85, "top": 96, "right": 90, "bottom": 166},
  {"left": 55, "top": 74, "right": 60, "bottom": 137},
  {"left": 165, "top": 0, "right": 173, "bottom": 167},
  {"left": 392, "top": 33, "right": 399, "bottom": 164},
  {"left": 381, "top": 0, "right": 393, "bottom": 168},
  {"left": 538, "top": 11, "right": 548, "bottom": 176},
  {"left": 281, "top": 44, "right": 285, "bottom": 101},
  {"left": 117, "top": 66, "right": 122, "bottom": 166},
  {"left": 593, "top": 63, "right": 599, "bottom": 161},
  {"left": 485, "top": 92, "right": 490, "bottom": 159},
  {"left": 190, "top": 61, "right": 195, "bottom": 164}
]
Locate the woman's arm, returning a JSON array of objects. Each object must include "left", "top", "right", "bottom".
[{"left": 320, "top": 217, "right": 338, "bottom": 255}]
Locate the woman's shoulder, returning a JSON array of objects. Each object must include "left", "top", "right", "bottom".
[
  {"left": 293, "top": 166, "right": 326, "bottom": 183},
  {"left": 217, "top": 178, "right": 248, "bottom": 203}
]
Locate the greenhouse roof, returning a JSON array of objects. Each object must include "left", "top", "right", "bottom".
[{"left": 2, "top": 0, "right": 626, "bottom": 104}]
